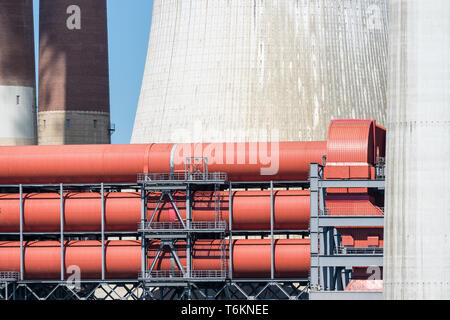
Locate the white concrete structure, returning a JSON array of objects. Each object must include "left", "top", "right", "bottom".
[
  {"left": 384, "top": 0, "right": 450, "bottom": 299},
  {"left": 132, "top": 0, "right": 388, "bottom": 143},
  {"left": 0, "top": 86, "right": 36, "bottom": 145}
]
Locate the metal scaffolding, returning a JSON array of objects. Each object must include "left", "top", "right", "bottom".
[
  {"left": 309, "top": 163, "right": 384, "bottom": 300},
  {"left": 0, "top": 161, "right": 383, "bottom": 300}
]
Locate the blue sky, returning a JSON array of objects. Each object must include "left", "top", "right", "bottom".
[{"left": 32, "top": 0, "right": 154, "bottom": 144}]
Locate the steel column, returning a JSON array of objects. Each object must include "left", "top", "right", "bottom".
[
  {"left": 186, "top": 184, "right": 192, "bottom": 278},
  {"left": 309, "top": 164, "right": 319, "bottom": 290},
  {"left": 101, "top": 183, "right": 105, "bottom": 281},
  {"left": 60, "top": 184, "right": 64, "bottom": 281},
  {"left": 229, "top": 182, "right": 233, "bottom": 280},
  {"left": 270, "top": 181, "right": 274, "bottom": 280},
  {"left": 141, "top": 185, "right": 147, "bottom": 277},
  {"left": 19, "top": 184, "right": 24, "bottom": 281}
]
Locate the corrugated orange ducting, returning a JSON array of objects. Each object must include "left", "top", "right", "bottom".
[
  {"left": 326, "top": 120, "right": 376, "bottom": 164},
  {"left": 325, "top": 120, "right": 383, "bottom": 193},
  {"left": 0, "top": 239, "right": 310, "bottom": 280}
]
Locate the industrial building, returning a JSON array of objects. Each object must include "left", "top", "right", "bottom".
[
  {"left": 132, "top": 0, "right": 388, "bottom": 143},
  {"left": 0, "top": 0, "right": 37, "bottom": 146},
  {"left": 0, "top": 119, "right": 385, "bottom": 300},
  {"left": 0, "top": 0, "right": 449, "bottom": 301},
  {"left": 38, "top": 0, "right": 112, "bottom": 145}
]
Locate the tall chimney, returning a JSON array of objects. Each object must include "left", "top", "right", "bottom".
[{"left": 38, "top": 0, "right": 111, "bottom": 145}]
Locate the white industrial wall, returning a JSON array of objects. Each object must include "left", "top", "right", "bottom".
[
  {"left": 0, "top": 86, "right": 36, "bottom": 145},
  {"left": 384, "top": 0, "right": 450, "bottom": 299},
  {"left": 132, "top": 0, "right": 388, "bottom": 143}
]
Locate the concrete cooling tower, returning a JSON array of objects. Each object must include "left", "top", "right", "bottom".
[
  {"left": 38, "top": 0, "right": 111, "bottom": 145},
  {"left": 0, "top": 0, "right": 37, "bottom": 146},
  {"left": 132, "top": 0, "right": 388, "bottom": 143},
  {"left": 384, "top": 0, "right": 450, "bottom": 300}
]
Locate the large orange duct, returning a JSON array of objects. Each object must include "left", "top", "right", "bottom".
[
  {"left": 0, "top": 142, "right": 326, "bottom": 184},
  {"left": 0, "top": 190, "right": 310, "bottom": 232},
  {"left": 0, "top": 191, "right": 384, "bottom": 234},
  {"left": 149, "top": 190, "right": 310, "bottom": 230},
  {"left": 0, "top": 120, "right": 384, "bottom": 184},
  {"left": 0, "top": 192, "right": 140, "bottom": 232},
  {"left": 0, "top": 239, "right": 310, "bottom": 280}
]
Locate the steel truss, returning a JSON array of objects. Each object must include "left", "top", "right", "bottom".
[
  {"left": 141, "top": 281, "right": 309, "bottom": 300},
  {"left": 4, "top": 281, "right": 145, "bottom": 300},
  {"left": 309, "top": 163, "right": 385, "bottom": 300},
  {"left": 137, "top": 158, "right": 310, "bottom": 299}
]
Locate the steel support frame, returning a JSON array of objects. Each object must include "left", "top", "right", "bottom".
[
  {"left": 137, "top": 176, "right": 309, "bottom": 299},
  {"left": 139, "top": 281, "right": 309, "bottom": 300},
  {"left": 5, "top": 178, "right": 311, "bottom": 300},
  {"left": 139, "top": 174, "right": 228, "bottom": 285},
  {"left": 309, "top": 163, "right": 384, "bottom": 298},
  {"left": 9, "top": 281, "right": 145, "bottom": 300},
  {"left": 0, "top": 281, "right": 17, "bottom": 301}
]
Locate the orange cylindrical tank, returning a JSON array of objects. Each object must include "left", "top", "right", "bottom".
[
  {"left": 172, "top": 142, "right": 327, "bottom": 181},
  {"left": 0, "top": 240, "right": 141, "bottom": 279},
  {"left": 149, "top": 190, "right": 310, "bottom": 230},
  {"left": 0, "top": 141, "right": 326, "bottom": 184},
  {"left": 231, "top": 239, "right": 310, "bottom": 278},
  {"left": 0, "top": 192, "right": 141, "bottom": 232},
  {"left": 0, "top": 240, "right": 310, "bottom": 280},
  {"left": 148, "top": 239, "right": 310, "bottom": 279},
  {"left": 0, "top": 190, "right": 310, "bottom": 232}
]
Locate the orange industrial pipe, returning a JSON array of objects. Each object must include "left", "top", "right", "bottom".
[
  {"left": 0, "top": 239, "right": 310, "bottom": 280},
  {"left": 0, "top": 193, "right": 141, "bottom": 232},
  {"left": 0, "top": 142, "right": 327, "bottom": 184},
  {"left": 0, "top": 190, "right": 310, "bottom": 232},
  {"left": 148, "top": 239, "right": 310, "bottom": 279},
  {"left": 149, "top": 190, "right": 310, "bottom": 230},
  {"left": 0, "top": 120, "right": 383, "bottom": 185}
]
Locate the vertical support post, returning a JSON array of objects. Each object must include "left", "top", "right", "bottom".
[
  {"left": 309, "top": 164, "right": 319, "bottom": 290},
  {"left": 328, "top": 227, "right": 336, "bottom": 290},
  {"left": 228, "top": 182, "right": 233, "bottom": 280},
  {"left": 317, "top": 179, "right": 328, "bottom": 290},
  {"left": 60, "top": 183, "right": 64, "bottom": 281},
  {"left": 140, "top": 184, "right": 147, "bottom": 278},
  {"left": 270, "top": 181, "right": 274, "bottom": 280},
  {"left": 186, "top": 184, "right": 192, "bottom": 278},
  {"left": 19, "top": 184, "right": 24, "bottom": 281},
  {"left": 101, "top": 183, "right": 105, "bottom": 281}
]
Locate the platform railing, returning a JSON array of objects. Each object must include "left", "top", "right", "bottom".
[
  {"left": 342, "top": 247, "right": 384, "bottom": 255},
  {"left": 137, "top": 172, "right": 228, "bottom": 183},
  {"left": 139, "top": 220, "right": 227, "bottom": 231},
  {"left": 139, "top": 270, "right": 227, "bottom": 280},
  {"left": 320, "top": 207, "right": 385, "bottom": 216},
  {"left": 0, "top": 272, "right": 20, "bottom": 281}
]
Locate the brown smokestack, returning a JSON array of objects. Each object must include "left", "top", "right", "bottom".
[
  {"left": 0, "top": 0, "right": 37, "bottom": 146},
  {"left": 38, "top": 0, "right": 111, "bottom": 145}
]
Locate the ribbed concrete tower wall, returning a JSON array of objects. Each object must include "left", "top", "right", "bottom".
[
  {"left": 38, "top": 0, "right": 111, "bottom": 145},
  {"left": 132, "top": 0, "right": 388, "bottom": 143},
  {"left": 0, "top": 0, "right": 37, "bottom": 146},
  {"left": 384, "top": 0, "right": 450, "bottom": 299}
]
